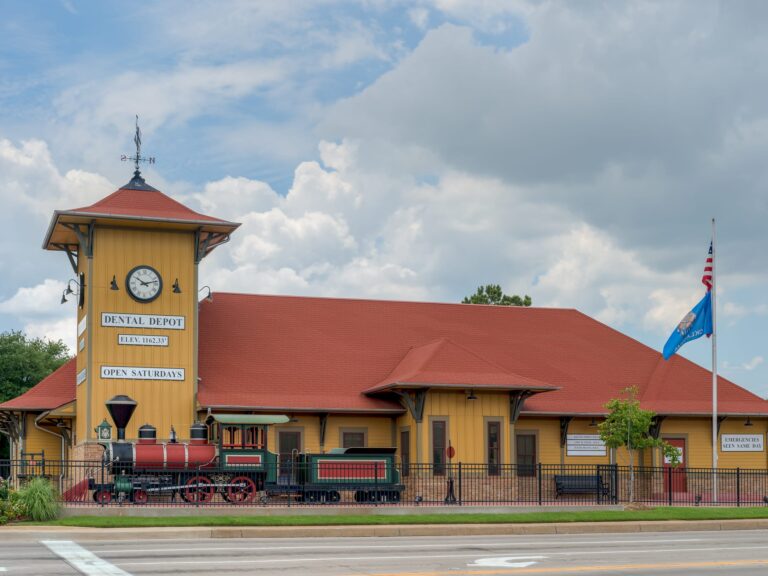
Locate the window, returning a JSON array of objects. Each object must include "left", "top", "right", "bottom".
[
  {"left": 487, "top": 420, "right": 501, "bottom": 476},
  {"left": 516, "top": 432, "right": 536, "bottom": 477},
  {"left": 431, "top": 419, "right": 447, "bottom": 475},
  {"left": 400, "top": 429, "right": 410, "bottom": 476},
  {"left": 341, "top": 431, "right": 366, "bottom": 448}
]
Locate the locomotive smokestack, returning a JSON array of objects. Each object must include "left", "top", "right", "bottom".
[{"left": 105, "top": 395, "right": 137, "bottom": 441}]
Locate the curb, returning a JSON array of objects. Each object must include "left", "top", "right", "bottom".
[{"left": 2, "top": 519, "right": 768, "bottom": 541}]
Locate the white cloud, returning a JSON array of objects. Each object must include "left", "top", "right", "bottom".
[
  {"left": 723, "top": 356, "right": 764, "bottom": 372},
  {"left": 22, "top": 317, "right": 74, "bottom": 351},
  {"left": 0, "top": 279, "right": 67, "bottom": 315}
]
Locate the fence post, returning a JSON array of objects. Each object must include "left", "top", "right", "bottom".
[
  {"left": 667, "top": 466, "right": 673, "bottom": 506},
  {"left": 374, "top": 461, "right": 379, "bottom": 507},
  {"left": 736, "top": 468, "right": 741, "bottom": 507},
  {"left": 596, "top": 464, "right": 600, "bottom": 505},
  {"left": 100, "top": 458, "right": 105, "bottom": 508},
  {"left": 537, "top": 463, "right": 542, "bottom": 506},
  {"left": 458, "top": 462, "right": 462, "bottom": 506}
]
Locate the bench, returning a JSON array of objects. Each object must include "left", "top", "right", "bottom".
[{"left": 554, "top": 474, "right": 610, "bottom": 498}]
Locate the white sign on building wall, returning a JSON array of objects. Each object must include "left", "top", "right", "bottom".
[
  {"left": 721, "top": 434, "right": 764, "bottom": 452},
  {"left": 117, "top": 334, "right": 169, "bottom": 347},
  {"left": 566, "top": 434, "right": 607, "bottom": 456},
  {"left": 100, "top": 366, "right": 185, "bottom": 381},
  {"left": 101, "top": 313, "right": 185, "bottom": 330}
]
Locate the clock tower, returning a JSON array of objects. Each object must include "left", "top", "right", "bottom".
[{"left": 44, "top": 167, "right": 238, "bottom": 445}]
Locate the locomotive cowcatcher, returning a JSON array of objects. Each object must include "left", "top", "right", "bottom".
[{"left": 89, "top": 395, "right": 404, "bottom": 504}]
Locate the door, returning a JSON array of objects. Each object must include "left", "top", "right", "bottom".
[
  {"left": 663, "top": 437, "right": 687, "bottom": 493},
  {"left": 400, "top": 429, "right": 410, "bottom": 476},
  {"left": 278, "top": 430, "right": 302, "bottom": 483},
  {"left": 487, "top": 421, "right": 501, "bottom": 476},
  {"left": 432, "top": 420, "right": 447, "bottom": 475}
]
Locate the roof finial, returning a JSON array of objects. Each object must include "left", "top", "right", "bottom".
[{"left": 121, "top": 115, "right": 156, "bottom": 180}]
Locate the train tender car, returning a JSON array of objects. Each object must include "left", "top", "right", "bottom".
[
  {"left": 280, "top": 447, "right": 403, "bottom": 503},
  {"left": 91, "top": 395, "right": 404, "bottom": 505}
]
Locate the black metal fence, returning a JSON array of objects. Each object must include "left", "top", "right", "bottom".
[{"left": 2, "top": 458, "right": 768, "bottom": 507}]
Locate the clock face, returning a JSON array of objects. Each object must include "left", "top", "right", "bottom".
[{"left": 126, "top": 265, "right": 163, "bottom": 303}]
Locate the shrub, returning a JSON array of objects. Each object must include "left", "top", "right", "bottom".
[
  {"left": 0, "top": 481, "right": 24, "bottom": 525},
  {"left": 16, "top": 477, "right": 60, "bottom": 521}
]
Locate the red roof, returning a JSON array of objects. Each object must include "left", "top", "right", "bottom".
[
  {"left": 66, "top": 180, "right": 232, "bottom": 225},
  {"left": 198, "top": 294, "right": 768, "bottom": 416},
  {"left": 364, "top": 338, "right": 555, "bottom": 394},
  {"left": 0, "top": 359, "right": 76, "bottom": 410},
  {"left": 43, "top": 174, "right": 239, "bottom": 252},
  {"left": 5, "top": 294, "right": 767, "bottom": 416}
]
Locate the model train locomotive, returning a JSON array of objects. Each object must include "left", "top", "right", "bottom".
[{"left": 89, "top": 395, "right": 404, "bottom": 504}]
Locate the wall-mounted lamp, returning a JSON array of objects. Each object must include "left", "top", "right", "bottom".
[
  {"left": 466, "top": 390, "right": 478, "bottom": 400},
  {"left": 745, "top": 417, "right": 754, "bottom": 427},
  {"left": 589, "top": 417, "right": 598, "bottom": 427},
  {"left": 110, "top": 275, "right": 119, "bottom": 291},
  {"left": 199, "top": 285, "right": 213, "bottom": 302},
  {"left": 60, "top": 274, "right": 85, "bottom": 308},
  {"left": 172, "top": 279, "right": 181, "bottom": 293}
]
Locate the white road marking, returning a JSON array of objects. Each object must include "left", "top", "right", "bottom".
[
  {"left": 110, "top": 544, "right": 768, "bottom": 569},
  {"left": 86, "top": 537, "right": 706, "bottom": 555},
  {"left": 468, "top": 556, "right": 545, "bottom": 568},
  {"left": 41, "top": 541, "right": 131, "bottom": 576}
]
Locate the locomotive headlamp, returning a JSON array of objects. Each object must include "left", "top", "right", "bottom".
[{"left": 95, "top": 418, "right": 113, "bottom": 442}]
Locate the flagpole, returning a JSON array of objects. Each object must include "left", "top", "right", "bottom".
[{"left": 711, "top": 217, "right": 718, "bottom": 502}]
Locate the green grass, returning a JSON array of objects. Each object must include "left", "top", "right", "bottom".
[{"left": 23, "top": 506, "right": 768, "bottom": 528}]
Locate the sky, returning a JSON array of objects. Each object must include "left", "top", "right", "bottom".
[{"left": 0, "top": 1, "right": 766, "bottom": 396}]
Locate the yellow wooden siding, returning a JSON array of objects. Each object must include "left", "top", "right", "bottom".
[
  {"left": 268, "top": 415, "right": 321, "bottom": 454},
  {"left": 23, "top": 414, "right": 63, "bottom": 460},
  {"left": 84, "top": 227, "right": 197, "bottom": 441},
  {"left": 265, "top": 414, "right": 395, "bottom": 454},
  {"left": 396, "top": 409, "right": 418, "bottom": 463},
  {"left": 514, "top": 417, "right": 561, "bottom": 465},
  {"left": 717, "top": 418, "right": 767, "bottom": 469},
  {"left": 325, "top": 415, "right": 393, "bottom": 450},
  {"left": 75, "top": 252, "right": 89, "bottom": 444},
  {"left": 420, "top": 391, "right": 510, "bottom": 464},
  {"left": 659, "top": 418, "right": 712, "bottom": 468}
]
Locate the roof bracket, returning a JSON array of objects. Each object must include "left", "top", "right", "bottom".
[
  {"left": 319, "top": 412, "right": 329, "bottom": 449},
  {"left": 648, "top": 414, "right": 666, "bottom": 440},
  {"left": 394, "top": 389, "right": 427, "bottom": 423},
  {"left": 559, "top": 416, "right": 573, "bottom": 447},
  {"left": 52, "top": 243, "right": 79, "bottom": 274},
  {"left": 196, "top": 231, "right": 230, "bottom": 263},
  {"left": 509, "top": 390, "right": 534, "bottom": 424},
  {"left": 61, "top": 222, "right": 94, "bottom": 257},
  {"left": 649, "top": 415, "right": 666, "bottom": 439}
]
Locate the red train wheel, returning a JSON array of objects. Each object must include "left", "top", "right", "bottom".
[
  {"left": 226, "top": 476, "right": 256, "bottom": 504},
  {"left": 183, "top": 476, "right": 214, "bottom": 503},
  {"left": 132, "top": 489, "right": 149, "bottom": 505},
  {"left": 93, "top": 489, "right": 112, "bottom": 504}
]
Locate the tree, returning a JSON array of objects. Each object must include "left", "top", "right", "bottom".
[
  {"left": 0, "top": 331, "right": 70, "bottom": 459},
  {"left": 598, "top": 386, "right": 680, "bottom": 502},
  {"left": 462, "top": 284, "right": 532, "bottom": 307}
]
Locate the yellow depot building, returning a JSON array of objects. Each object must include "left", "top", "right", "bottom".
[{"left": 2, "top": 163, "right": 768, "bottom": 501}]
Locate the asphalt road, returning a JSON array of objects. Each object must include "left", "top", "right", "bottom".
[{"left": 2, "top": 530, "right": 768, "bottom": 575}]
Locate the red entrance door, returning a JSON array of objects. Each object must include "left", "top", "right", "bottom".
[{"left": 663, "top": 437, "right": 687, "bottom": 493}]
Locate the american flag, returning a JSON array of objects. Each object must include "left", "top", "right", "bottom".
[{"left": 701, "top": 241, "right": 713, "bottom": 291}]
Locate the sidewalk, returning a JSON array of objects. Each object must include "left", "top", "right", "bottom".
[{"left": 2, "top": 518, "right": 768, "bottom": 541}]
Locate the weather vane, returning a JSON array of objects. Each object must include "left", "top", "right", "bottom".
[{"left": 121, "top": 115, "right": 156, "bottom": 175}]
